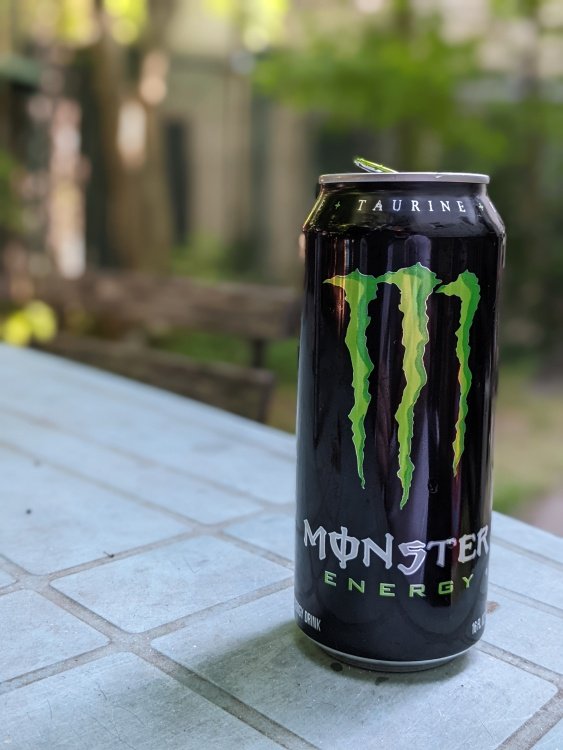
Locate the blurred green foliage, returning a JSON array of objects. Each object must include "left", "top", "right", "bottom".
[
  {"left": 171, "top": 234, "right": 273, "bottom": 284},
  {"left": 0, "top": 150, "right": 21, "bottom": 233},
  {"left": 493, "top": 362, "right": 563, "bottom": 514},
  {"left": 171, "top": 235, "right": 234, "bottom": 281},
  {"left": 255, "top": 0, "right": 563, "bottom": 357},
  {"left": 19, "top": 0, "right": 147, "bottom": 46},
  {"left": 255, "top": 15, "right": 505, "bottom": 169},
  {"left": 154, "top": 330, "right": 299, "bottom": 386}
]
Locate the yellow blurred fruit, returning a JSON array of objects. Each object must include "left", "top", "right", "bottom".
[
  {"left": 2, "top": 312, "right": 33, "bottom": 347},
  {"left": 23, "top": 301, "right": 58, "bottom": 342}
]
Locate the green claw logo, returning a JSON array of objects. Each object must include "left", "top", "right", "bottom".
[{"left": 325, "top": 263, "right": 480, "bottom": 508}]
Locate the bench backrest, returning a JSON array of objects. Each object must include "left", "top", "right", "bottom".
[{"left": 31, "top": 271, "right": 301, "bottom": 342}]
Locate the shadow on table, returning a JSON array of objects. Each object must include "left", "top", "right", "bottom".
[
  {"left": 169, "top": 619, "right": 471, "bottom": 694},
  {"left": 293, "top": 624, "right": 471, "bottom": 684}
]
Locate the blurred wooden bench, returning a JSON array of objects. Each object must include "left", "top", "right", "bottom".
[{"left": 17, "top": 272, "right": 301, "bottom": 423}]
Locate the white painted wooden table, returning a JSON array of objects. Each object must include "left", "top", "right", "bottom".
[{"left": 0, "top": 345, "right": 561, "bottom": 749}]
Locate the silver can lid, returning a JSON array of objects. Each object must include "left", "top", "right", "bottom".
[{"left": 319, "top": 172, "right": 489, "bottom": 185}]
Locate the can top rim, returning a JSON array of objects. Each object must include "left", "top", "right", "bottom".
[{"left": 319, "top": 172, "right": 490, "bottom": 185}]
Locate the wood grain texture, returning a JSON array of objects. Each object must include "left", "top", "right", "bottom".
[{"left": 29, "top": 272, "right": 301, "bottom": 341}]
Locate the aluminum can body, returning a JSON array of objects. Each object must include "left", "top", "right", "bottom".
[{"left": 294, "top": 173, "right": 505, "bottom": 671}]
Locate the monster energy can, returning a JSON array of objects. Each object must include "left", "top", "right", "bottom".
[{"left": 295, "top": 171, "right": 505, "bottom": 671}]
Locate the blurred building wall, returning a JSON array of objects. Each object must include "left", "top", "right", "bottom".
[{"left": 162, "top": 0, "right": 313, "bottom": 284}]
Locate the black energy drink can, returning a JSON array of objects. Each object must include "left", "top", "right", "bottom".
[{"left": 294, "top": 172, "right": 505, "bottom": 671}]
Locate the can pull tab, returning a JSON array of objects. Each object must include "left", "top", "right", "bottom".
[{"left": 354, "top": 156, "right": 397, "bottom": 174}]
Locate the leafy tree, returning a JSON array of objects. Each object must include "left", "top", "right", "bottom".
[
  {"left": 255, "top": 0, "right": 506, "bottom": 169},
  {"left": 254, "top": 0, "right": 563, "bottom": 355}
]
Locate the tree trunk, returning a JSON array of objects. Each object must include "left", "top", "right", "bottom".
[{"left": 88, "top": 1, "right": 173, "bottom": 272}]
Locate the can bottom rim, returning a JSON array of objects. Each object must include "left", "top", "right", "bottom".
[{"left": 313, "top": 639, "right": 474, "bottom": 673}]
